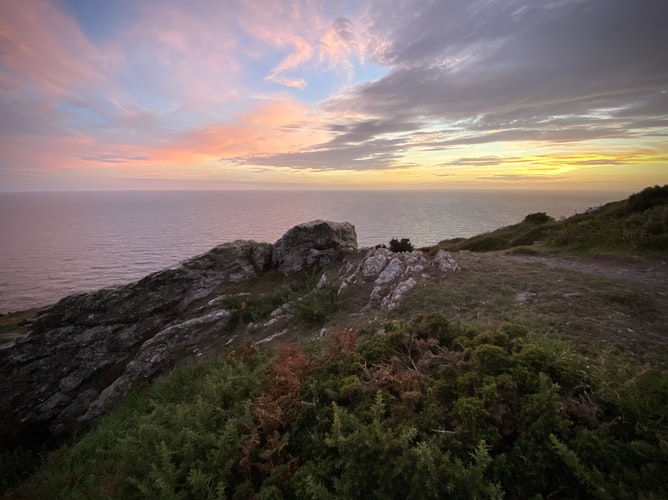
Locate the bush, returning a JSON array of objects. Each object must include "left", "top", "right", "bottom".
[
  {"left": 626, "top": 185, "right": 668, "bottom": 213},
  {"left": 289, "top": 287, "right": 341, "bottom": 327},
  {"left": 14, "top": 320, "right": 668, "bottom": 499},
  {"left": 460, "top": 235, "right": 509, "bottom": 252},
  {"left": 523, "top": 212, "right": 553, "bottom": 224},
  {"left": 389, "top": 238, "right": 414, "bottom": 253}
]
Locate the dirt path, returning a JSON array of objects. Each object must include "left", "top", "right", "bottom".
[{"left": 505, "top": 253, "right": 668, "bottom": 286}]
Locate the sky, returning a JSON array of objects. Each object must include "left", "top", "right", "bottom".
[{"left": 1, "top": 0, "right": 667, "bottom": 191}]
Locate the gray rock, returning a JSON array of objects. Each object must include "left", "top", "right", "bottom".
[
  {"left": 0, "top": 240, "right": 270, "bottom": 441},
  {"left": 381, "top": 277, "right": 418, "bottom": 311},
  {"left": 0, "top": 220, "right": 358, "bottom": 448},
  {"left": 375, "top": 257, "right": 406, "bottom": 284},
  {"left": 83, "top": 309, "right": 230, "bottom": 421},
  {"left": 361, "top": 248, "right": 393, "bottom": 276},
  {"left": 315, "top": 272, "right": 330, "bottom": 290},
  {"left": 272, "top": 220, "right": 358, "bottom": 274},
  {"left": 515, "top": 291, "right": 536, "bottom": 303},
  {"left": 362, "top": 250, "right": 444, "bottom": 311},
  {"left": 434, "top": 249, "right": 460, "bottom": 272}
]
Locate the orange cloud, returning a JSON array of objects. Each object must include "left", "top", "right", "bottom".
[{"left": 156, "top": 98, "right": 328, "bottom": 163}]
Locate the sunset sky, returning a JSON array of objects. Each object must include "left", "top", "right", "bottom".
[{"left": 1, "top": 0, "right": 667, "bottom": 191}]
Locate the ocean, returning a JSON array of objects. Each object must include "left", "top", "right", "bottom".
[{"left": 0, "top": 189, "right": 626, "bottom": 313}]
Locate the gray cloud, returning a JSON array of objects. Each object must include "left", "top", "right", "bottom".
[
  {"left": 224, "top": 135, "right": 411, "bottom": 171},
  {"left": 77, "top": 154, "right": 151, "bottom": 163},
  {"left": 230, "top": 0, "right": 668, "bottom": 172},
  {"left": 477, "top": 173, "right": 570, "bottom": 182}
]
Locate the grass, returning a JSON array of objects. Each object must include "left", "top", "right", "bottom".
[
  {"left": 0, "top": 308, "right": 41, "bottom": 346},
  {"left": 439, "top": 185, "right": 668, "bottom": 255},
  {"left": 396, "top": 252, "right": 668, "bottom": 364}
]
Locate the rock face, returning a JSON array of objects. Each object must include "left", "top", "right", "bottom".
[
  {"left": 0, "top": 240, "right": 272, "bottom": 439},
  {"left": 0, "top": 222, "right": 360, "bottom": 445},
  {"left": 0, "top": 221, "right": 459, "bottom": 453},
  {"left": 273, "top": 220, "right": 358, "bottom": 274},
  {"left": 339, "top": 247, "right": 460, "bottom": 311}
]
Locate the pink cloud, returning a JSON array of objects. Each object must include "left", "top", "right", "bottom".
[
  {"left": 0, "top": 96, "right": 329, "bottom": 184},
  {"left": 157, "top": 97, "right": 329, "bottom": 162},
  {"left": 240, "top": 0, "right": 368, "bottom": 89},
  {"left": 119, "top": 3, "right": 244, "bottom": 113},
  {"left": 0, "top": 0, "right": 117, "bottom": 97}
]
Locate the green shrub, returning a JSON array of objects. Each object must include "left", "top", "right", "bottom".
[
  {"left": 14, "top": 319, "right": 668, "bottom": 499},
  {"left": 459, "top": 235, "right": 509, "bottom": 252},
  {"left": 389, "top": 238, "right": 414, "bottom": 253},
  {"left": 410, "top": 312, "right": 458, "bottom": 347},
  {"left": 523, "top": 212, "right": 553, "bottom": 224},
  {"left": 626, "top": 185, "right": 668, "bottom": 213},
  {"left": 289, "top": 286, "right": 341, "bottom": 327}
]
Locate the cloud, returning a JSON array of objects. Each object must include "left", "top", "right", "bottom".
[
  {"left": 0, "top": 1, "right": 115, "bottom": 97},
  {"left": 1, "top": 0, "right": 666, "bottom": 190},
  {"left": 477, "top": 173, "right": 570, "bottom": 182},
  {"left": 77, "top": 154, "right": 151, "bottom": 164},
  {"left": 228, "top": 136, "right": 407, "bottom": 171},
  {"left": 222, "top": 0, "right": 668, "bottom": 174},
  {"left": 301, "top": 0, "right": 668, "bottom": 170},
  {"left": 242, "top": 1, "right": 367, "bottom": 89}
]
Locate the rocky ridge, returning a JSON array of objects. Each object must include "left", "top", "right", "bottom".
[{"left": 0, "top": 220, "right": 460, "bottom": 447}]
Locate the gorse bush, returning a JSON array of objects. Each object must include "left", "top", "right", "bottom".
[
  {"left": 12, "top": 315, "right": 668, "bottom": 499},
  {"left": 289, "top": 285, "right": 342, "bottom": 327}
]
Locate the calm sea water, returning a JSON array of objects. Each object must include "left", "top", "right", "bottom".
[{"left": 0, "top": 189, "right": 626, "bottom": 313}]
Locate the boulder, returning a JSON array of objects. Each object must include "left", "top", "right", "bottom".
[{"left": 272, "top": 220, "right": 358, "bottom": 274}]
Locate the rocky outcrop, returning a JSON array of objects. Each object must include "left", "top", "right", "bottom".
[
  {"left": 0, "top": 221, "right": 460, "bottom": 455},
  {"left": 83, "top": 309, "right": 231, "bottom": 422},
  {"left": 0, "top": 241, "right": 272, "bottom": 439},
  {"left": 0, "top": 222, "right": 362, "bottom": 445},
  {"left": 273, "top": 220, "right": 358, "bottom": 274},
  {"left": 340, "top": 247, "right": 460, "bottom": 311}
]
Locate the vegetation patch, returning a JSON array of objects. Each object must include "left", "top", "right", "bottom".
[
  {"left": 439, "top": 185, "right": 668, "bottom": 254},
  {"left": 389, "top": 238, "right": 415, "bottom": 253},
  {"left": 9, "top": 315, "right": 667, "bottom": 499}
]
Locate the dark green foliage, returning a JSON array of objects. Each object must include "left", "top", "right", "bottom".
[
  {"left": 389, "top": 238, "right": 414, "bottom": 253},
  {"left": 409, "top": 312, "right": 458, "bottom": 346},
  {"left": 12, "top": 319, "right": 668, "bottom": 499},
  {"left": 458, "top": 235, "right": 508, "bottom": 252},
  {"left": 13, "top": 352, "right": 270, "bottom": 499},
  {"left": 523, "top": 212, "right": 553, "bottom": 224},
  {"left": 626, "top": 185, "right": 668, "bottom": 213},
  {"left": 223, "top": 293, "right": 288, "bottom": 332},
  {"left": 289, "top": 285, "right": 341, "bottom": 327}
]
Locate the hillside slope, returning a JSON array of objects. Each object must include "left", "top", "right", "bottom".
[{"left": 438, "top": 185, "right": 668, "bottom": 254}]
